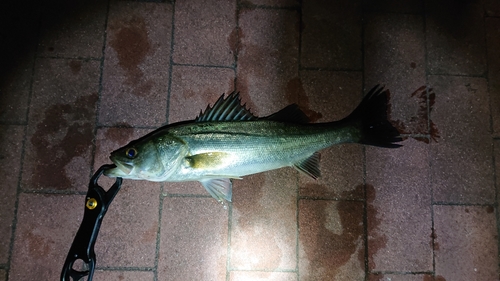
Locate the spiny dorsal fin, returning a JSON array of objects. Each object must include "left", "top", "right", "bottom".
[
  {"left": 196, "top": 92, "right": 257, "bottom": 122},
  {"left": 264, "top": 104, "right": 310, "bottom": 123},
  {"left": 293, "top": 152, "right": 321, "bottom": 179}
]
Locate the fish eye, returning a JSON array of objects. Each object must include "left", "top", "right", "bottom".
[{"left": 125, "top": 148, "right": 137, "bottom": 159}]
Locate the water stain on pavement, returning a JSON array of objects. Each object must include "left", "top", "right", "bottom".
[
  {"left": 30, "top": 93, "right": 98, "bottom": 190},
  {"left": 388, "top": 86, "right": 440, "bottom": 143}
]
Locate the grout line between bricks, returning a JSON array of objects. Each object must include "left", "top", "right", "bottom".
[
  {"left": 422, "top": 1, "right": 438, "bottom": 276},
  {"left": 91, "top": 0, "right": 111, "bottom": 178},
  {"left": 432, "top": 202, "right": 496, "bottom": 206},
  {"left": 360, "top": 7, "right": 370, "bottom": 280},
  {"left": 370, "top": 270, "right": 434, "bottom": 275},
  {"left": 35, "top": 55, "right": 101, "bottom": 61},
  {"left": 164, "top": 0, "right": 176, "bottom": 126},
  {"left": 172, "top": 62, "right": 235, "bottom": 69},
  {"left": 226, "top": 3, "right": 241, "bottom": 279},
  {"left": 5, "top": 7, "right": 43, "bottom": 279},
  {"left": 484, "top": 10, "right": 500, "bottom": 275},
  {"left": 153, "top": 182, "right": 164, "bottom": 281}
]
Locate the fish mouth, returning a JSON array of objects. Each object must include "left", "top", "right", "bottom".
[{"left": 103, "top": 158, "right": 134, "bottom": 177}]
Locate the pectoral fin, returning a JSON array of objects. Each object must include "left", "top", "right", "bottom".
[
  {"left": 186, "top": 152, "right": 231, "bottom": 169},
  {"left": 293, "top": 152, "right": 321, "bottom": 179},
  {"left": 200, "top": 178, "right": 233, "bottom": 202}
]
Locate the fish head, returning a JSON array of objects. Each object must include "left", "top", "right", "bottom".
[{"left": 104, "top": 133, "right": 186, "bottom": 181}]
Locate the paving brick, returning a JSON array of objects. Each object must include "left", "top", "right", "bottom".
[
  {"left": 486, "top": 18, "right": 500, "bottom": 137},
  {"left": 229, "top": 271, "right": 297, "bottom": 281},
  {"left": 231, "top": 168, "right": 297, "bottom": 270},
  {"left": 173, "top": 0, "right": 236, "bottom": 66},
  {"left": 22, "top": 58, "right": 100, "bottom": 192},
  {"left": 236, "top": 8, "right": 300, "bottom": 115},
  {"left": 0, "top": 270, "right": 5, "bottom": 281},
  {"left": 364, "top": 13, "right": 429, "bottom": 138},
  {"left": 299, "top": 199, "right": 365, "bottom": 281},
  {"left": 368, "top": 274, "right": 433, "bottom": 281},
  {"left": 434, "top": 205, "right": 498, "bottom": 281},
  {"left": 93, "top": 270, "right": 155, "bottom": 280},
  {"left": 99, "top": 1, "right": 172, "bottom": 127},
  {"left": 362, "top": 0, "right": 423, "bottom": 13},
  {"left": 158, "top": 197, "right": 228, "bottom": 280},
  {"left": 96, "top": 182, "right": 161, "bottom": 267},
  {"left": 37, "top": 0, "right": 107, "bottom": 58},
  {"left": 425, "top": 0, "right": 486, "bottom": 75},
  {"left": 0, "top": 125, "right": 23, "bottom": 264},
  {"left": 301, "top": 0, "right": 362, "bottom": 70},
  {"left": 429, "top": 76, "right": 494, "bottom": 204},
  {"left": 168, "top": 65, "right": 235, "bottom": 123},
  {"left": 366, "top": 139, "right": 432, "bottom": 272},
  {"left": 364, "top": 13, "right": 426, "bottom": 98},
  {"left": 297, "top": 70, "right": 364, "bottom": 199},
  {"left": 9, "top": 194, "right": 82, "bottom": 281}
]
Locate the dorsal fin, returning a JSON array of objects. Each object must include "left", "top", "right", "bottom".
[
  {"left": 264, "top": 104, "right": 310, "bottom": 123},
  {"left": 196, "top": 92, "right": 258, "bottom": 122}
]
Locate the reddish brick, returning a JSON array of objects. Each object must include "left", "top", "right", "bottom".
[
  {"left": 229, "top": 271, "right": 298, "bottom": 281},
  {"left": 174, "top": 0, "right": 236, "bottom": 66},
  {"left": 99, "top": 2, "right": 172, "bottom": 127},
  {"left": 96, "top": 182, "right": 161, "bottom": 267},
  {"left": 0, "top": 270, "right": 5, "bottom": 281},
  {"left": 93, "top": 270, "right": 155, "bottom": 280},
  {"left": 364, "top": 13, "right": 428, "bottom": 137},
  {"left": 486, "top": 18, "right": 500, "bottom": 137},
  {"left": 9, "top": 194, "right": 83, "bottom": 281},
  {"left": 168, "top": 65, "right": 235, "bottom": 123},
  {"left": 231, "top": 168, "right": 297, "bottom": 270},
  {"left": 299, "top": 199, "right": 365, "bottom": 281},
  {"left": 0, "top": 126, "right": 23, "bottom": 264},
  {"left": 429, "top": 76, "right": 494, "bottom": 204},
  {"left": 297, "top": 70, "right": 364, "bottom": 199},
  {"left": 158, "top": 197, "right": 228, "bottom": 280},
  {"left": 301, "top": 0, "right": 362, "bottom": 70},
  {"left": 22, "top": 58, "right": 100, "bottom": 192},
  {"left": 434, "top": 205, "right": 498, "bottom": 281},
  {"left": 236, "top": 8, "right": 300, "bottom": 115},
  {"left": 425, "top": 0, "right": 486, "bottom": 75},
  {"left": 366, "top": 139, "right": 432, "bottom": 272},
  {"left": 37, "top": 0, "right": 107, "bottom": 58}
]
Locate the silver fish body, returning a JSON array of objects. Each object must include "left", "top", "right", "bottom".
[{"left": 104, "top": 85, "right": 402, "bottom": 202}]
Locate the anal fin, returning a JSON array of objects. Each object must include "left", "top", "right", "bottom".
[
  {"left": 200, "top": 178, "right": 233, "bottom": 203},
  {"left": 293, "top": 152, "right": 321, "bottom": 179}
]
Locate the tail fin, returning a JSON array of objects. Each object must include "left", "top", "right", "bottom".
[{"left": 345, "top": 85, "right": 402, "bottom": 148}]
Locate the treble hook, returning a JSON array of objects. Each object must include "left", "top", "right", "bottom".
[{"left": 61, "top": 164, "right": 123, "bottom": 281}]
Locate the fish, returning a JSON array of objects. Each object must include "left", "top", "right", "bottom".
[{"left": 104, "top": 85, "right": 402, "bottom": 203}]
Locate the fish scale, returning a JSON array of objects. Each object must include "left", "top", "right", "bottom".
[{"left": 104, "top": 85, "right": 402, "bottom": 203}]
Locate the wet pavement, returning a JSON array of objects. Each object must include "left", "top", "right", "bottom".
[{"left": 0, "top": 0, "right": 499, "bottom": 280}]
